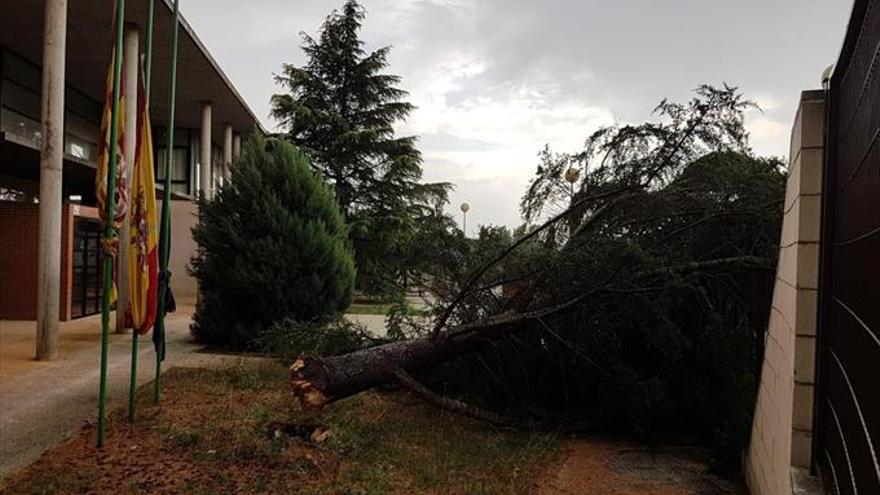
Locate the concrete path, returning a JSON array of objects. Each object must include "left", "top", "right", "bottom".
[
  {"left": 344, "top": 313, "right": 389, "bottom": 337},
  {"left": 0, "top": 307, "right": 252, "bottom": 481}
]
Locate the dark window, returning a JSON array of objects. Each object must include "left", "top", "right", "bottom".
[
  {"left": 155, "top": 146, "right": 190, "bottom": 195},
  {"left": 71, "top": 217, "right": 104, "bottom": 319}
]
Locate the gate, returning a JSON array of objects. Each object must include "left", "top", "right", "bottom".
[{"left": 817, "top": 0, "right": 880, "bottom": 493}]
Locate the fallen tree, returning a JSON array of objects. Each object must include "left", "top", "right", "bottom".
[
  {"left": 290, "top": 254, "right": 775, "bottom": 409},
  {"left": 286, "top": 85, "right": 785, "bottom": 468}
]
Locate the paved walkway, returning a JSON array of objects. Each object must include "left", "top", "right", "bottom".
[
  {"left": 0, "top": 306, "right": 252, "bottom": 481},
  {"left": 344, "top": 313, "right": 389, "bottom": 337}
]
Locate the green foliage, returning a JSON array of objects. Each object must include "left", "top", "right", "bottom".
[
  {"left": 253, "top": 317, "right": 376, "bottom": 360},
  {"left": 384, "top": 300, "right": 430, "bottom": 341},
  {"left": 431, "top": 86, "right": 785, "bottom": 471},
  {"left": 190, "top": 137, "right": 356, "bottom": 349},
  {"left": 271, "top": 0, "right": 451, "bottom": 296}
]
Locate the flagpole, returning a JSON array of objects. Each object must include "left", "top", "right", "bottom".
[
  {"left": 144, "top": 0, "right": 154, "bottom": 101},
  {"left": 98, "top": 0, "right": 126, "bottom": 448},
  {"left": 155, "top": 0, "right": 180, "bottom": 404},
  {"left": 127, "top": 0, "right": 154, "bottom": 423}
]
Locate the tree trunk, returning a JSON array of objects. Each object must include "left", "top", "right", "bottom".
[
  {"left": 291, "top": 329, "right": 472, "bottom": 409},
  {"left": 290, "top": 310, "right": 530, "bottom": 409},
  {"left": 289, "top": 283, "right": 625, "bottom": 409}
]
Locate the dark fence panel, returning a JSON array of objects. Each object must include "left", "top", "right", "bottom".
[{"left": 818, "top": 0, "right": 880, "bottom": 493}]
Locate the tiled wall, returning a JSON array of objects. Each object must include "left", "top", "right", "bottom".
[{"left": 745, "top": 91, "right": 824, "bottom": 495}]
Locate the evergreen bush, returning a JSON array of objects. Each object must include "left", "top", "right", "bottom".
[{"left": 190, "top": 137, "right": 356, "bottom": 349}]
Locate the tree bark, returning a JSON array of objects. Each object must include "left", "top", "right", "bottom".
[
  {"left": 290, "top": 334, "right": 456, "bottom": 409},
  {"left": 291, "top": 323, "right": 496, "bottom": 409},
  {"left": 289, "top": 308, "right": 539, "bottom": 409}
]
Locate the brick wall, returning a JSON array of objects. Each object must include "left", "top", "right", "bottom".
[
  {"left": 0, "top": 202, "right": 73, "bottom": 321},
  {"left": 60, "top": 204, "right": 73, "bottom": 320},
  {"left": 0, "top": 203, "right": 40, "bottom": 320},
  {"left": 745, "top": 91, "right": 824, "bottom": 495}
]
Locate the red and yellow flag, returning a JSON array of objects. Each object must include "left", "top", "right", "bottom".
[
  {"left": 96, "top": 45, "right": 128, "bottom": 237},
  {"left": 126, "top": 67, "right": 159, "bottom": 334},
  {"left": 95, "top": 39, "right": 128, "bottom": 304}
]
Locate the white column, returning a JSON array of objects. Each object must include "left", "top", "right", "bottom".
[
  {"left": 232, "top": 134, "right": 241, "bottom": 161},
  {"left": 36, "top": 0, "right": 68, "bottom": 360},
  {"left": 199, "top": 101, "right": 212, "bottom": 198},
  {"left": 116, "top": 25, "right": 139, "bottom": 333},
  {"left": 223, "top": 124, "right": 233, "bottom": 182}
]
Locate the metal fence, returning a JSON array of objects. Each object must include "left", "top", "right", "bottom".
[{"left": 817, "top": 0, "right": 880, "bottom": 493}]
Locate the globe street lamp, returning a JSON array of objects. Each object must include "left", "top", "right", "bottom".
[
  {"left": 564, "top": 166, "right": 580, "bottom": 199},
  {"left": 564, "top": 167, "right": 580, "bottom": 236},
  {"left": 460, "top": 202, "right": 470, "bottom": 236}
]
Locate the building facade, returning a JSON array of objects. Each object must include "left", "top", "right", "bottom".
[{"left": 0, "top": 0, "right": 260, "bottom": 357}]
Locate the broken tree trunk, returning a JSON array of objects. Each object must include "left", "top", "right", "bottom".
[
  {"left": 290, "top": 318, "right": 507, "bottom": 409},
  {"left": 291, "top": 334, "right": 455, "bottom": 409},
  {"left": 289, "top": 279, "right": 609, "bottom": 410},
  {"left": 289, "top": 254, "right": 772, "bottom": 411},
  {"left": 287, "top": 299, "right": 574, "bottom": 410}
]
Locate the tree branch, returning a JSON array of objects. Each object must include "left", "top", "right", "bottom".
[
  {"left": 432, "top": 185, "right": 640, "bottom": 338},
  {"left": 392, "top": 369, "right": 529, "bottom": 428}
]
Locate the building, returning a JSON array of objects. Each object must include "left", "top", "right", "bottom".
[{"left": 0, "top": 0, "right": 262, "bottom": 358}]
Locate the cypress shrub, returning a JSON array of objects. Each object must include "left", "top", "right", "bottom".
[{"left": 190, "top": 137, "right": 356, "bottom": 349}]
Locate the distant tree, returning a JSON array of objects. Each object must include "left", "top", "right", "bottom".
[
  {"left": 271, "top": 0, "right": 450, "bottom": 297},
  {"left": 190, "top": 137, "right": 355, "bottom": 349}
]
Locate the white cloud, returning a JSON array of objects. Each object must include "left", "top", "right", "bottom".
[
  {"left": 179, "top": 0, "right": 853, "bottom": 228},
  {"left": 746, "top": 116, "right": 790, "bottom": 158}
]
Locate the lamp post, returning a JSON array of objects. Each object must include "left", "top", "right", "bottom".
[
  {"left": 564, "top": 167, "right": 580, "bottom": 236},
  {"left": 821, "top": 64, "right": 834, "bottom": 90},
  {"left": 460, "top": 202, "right": 470, "bottom": 237},
  {"left": 564, "top": 166, "right": 580, "bottom": 198}
]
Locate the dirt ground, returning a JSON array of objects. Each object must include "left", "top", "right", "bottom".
[{"left": 537, "top": 440, "right": 746, "bottom": 495}]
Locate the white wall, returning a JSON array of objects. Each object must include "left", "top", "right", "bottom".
[{"left": 745, "top": 90, "right": 824, "bottom": 495}]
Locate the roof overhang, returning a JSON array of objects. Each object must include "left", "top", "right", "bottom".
[{"left": 0, "top": 0, "right": 264, "bottom": 143}]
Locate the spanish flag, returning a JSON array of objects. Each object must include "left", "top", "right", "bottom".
[
  {"left": 126, "top": 66, "right": 159, "bottom": 334},
  {"left": 95, "top": 34, "right": 128, "bottom": 303},
  {"left": 96, "top": 45, "right": 128, "bottom": 236}
]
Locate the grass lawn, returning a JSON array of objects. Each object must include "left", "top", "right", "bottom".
[{"left": 0, "top": 362, "right": 557, "bottom": 495}]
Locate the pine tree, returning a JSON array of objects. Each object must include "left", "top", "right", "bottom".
[
  {"left": 271, "top": 0, "right": 449, "bottom": 296},
  {"left": 190, "top": 137, "right": 356, "bottom": 349}
]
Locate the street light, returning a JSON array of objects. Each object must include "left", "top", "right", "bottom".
[
  {"left": 564, "top": 167, "right": 580, "bottom": 236},
  {"left": 460, "top": 202, "right": 470, "bottom": 236},
  {"left": 564, "top": 166, "right": 580, "bottom": 199},
  {"left": 821, "top": 64, "right": 835, "bottom": 90}
]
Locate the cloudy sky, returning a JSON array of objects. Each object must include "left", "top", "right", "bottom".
[{"left": 180, "top": 0, "right": 853, "bottom": 230}]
